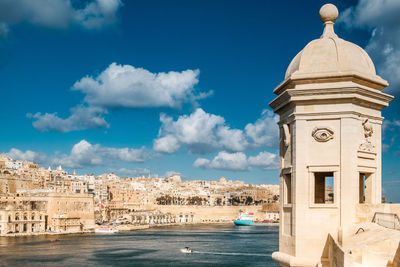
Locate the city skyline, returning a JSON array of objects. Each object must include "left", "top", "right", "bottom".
[{"left": 1, "top": 0, "right": 400, "bottom": 202}]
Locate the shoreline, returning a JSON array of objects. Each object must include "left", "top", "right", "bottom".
[
  {"left": 0, "top": 230, "right": 94, "bottom": 238},
  {"left": 0, "top": 221, "right": 278, "bottom": 237},
  {"left": 0, "top": 222, "right": 235, "bottom": 237}
]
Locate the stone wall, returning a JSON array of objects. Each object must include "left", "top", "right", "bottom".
[
  {"left": 0, "top": 175, "right": 34, "bottom": 194},
  {"left": 356, "top": 204, "right": 400, "bottom": 223},
  {"left": 390, "top": 243, "right": 400, "bottom": 267},
  {"left": 44, "top": 193, "right": 95, "bottom": 231}
]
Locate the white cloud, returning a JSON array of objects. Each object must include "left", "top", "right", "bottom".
[
  {"left": 28, "top": 105, "right": 108, "bottom": 133},
  {"left": 217, "top": 126, "right": 249, "bottom": 152},
  {"left": 154, "top": 108, "right": 245, "bottom": 154},
  {"left": 193, "top": 150, "right": 279, "bottom": 171},
  {"left": 154, "top": 108, "right": 278, "bottom": 154},
  {"left": 72, "top": 63, "right": 203, "bottom": 109},
  {"left": 153, "top": 135, "right": 180, "bottom": 154},
  {"left": 340, "top": 0, "right": 400, "bottom": 92},
  {"left": 53, "top": 139, "right": 149, "bottom": 168},
  {"left": 113, "top": 167, "right": 150, "bottom": 177},
  {"left": 73, "top": 0, "right": 122, "bottom": 30},
  {"left": 29, "top": 63, "right": 208, "bottom": 133},
  {"left": 248, "top": 151, "right": 279, "bottom": 170},
  {"left": 193, "top": 158, "right": 211, "bottom": 168},
  {"left": 164, "top": 170, "right": 181, "bottom": 178},
  {"left": 245, "top": 109, "right": 279, "bottom": 148},
  {"left": 6, "top": 148, "right": 47, "bottom": 164},
  {"left": 0, "top": 0, "right": 123, "bottom": 34},
  {"left": 104, "top": 146, "right": 148, "bottom": 163},
  {"left": 54, "top": 140, "right": 103, "bottom": 168},
  {"left": 194, "top": 151, "right": 249, "bottom": 171}
]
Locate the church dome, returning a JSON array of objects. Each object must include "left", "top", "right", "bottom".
[{"left": 285, "top": 4, "right": 377, "bottom": 80}]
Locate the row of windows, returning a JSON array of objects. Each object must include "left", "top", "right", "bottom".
[
  {"left": 7, "top": 214, "right": 43, "bottom": 222},
  {"left": 283, "top": 172, "right": 373, "bottom": 205}
]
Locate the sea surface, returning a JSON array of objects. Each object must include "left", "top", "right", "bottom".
[{"left": 0, "top": 225, "right": 279, "bottom": 267}]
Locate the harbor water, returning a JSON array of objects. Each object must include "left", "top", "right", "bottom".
[{"left": 0, "top": 225, "right": 279, "bottom": 266}]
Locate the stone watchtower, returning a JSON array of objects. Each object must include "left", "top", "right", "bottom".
[{"left": 269, "top": 4, "right": 393, "bottom": 266}]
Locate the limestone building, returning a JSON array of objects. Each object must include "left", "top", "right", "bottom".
[
  {"left": 45, "top": 193, "right": 95, "bottom": 232},
  {"left": 270, "top": 4, "right": 399, "bottom": 267},
  {"left": 0, "top": 197, "right": 47, "bottom": 235},
  {"left": 0, "top": 193, "right": 95, "bottom": 235}
]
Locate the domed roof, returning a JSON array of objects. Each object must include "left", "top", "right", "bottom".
[{"left": 285, "top": 4, "right": 377, "bottom": 80}]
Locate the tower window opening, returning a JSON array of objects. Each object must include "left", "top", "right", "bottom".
[
  {"left": 359, "top": 173, "right": 372, "bottom": 204},
  {"left": 314, "top": 172, "right": 334, "bottom": 204},
  {"left": 283, "top": 174, "right": 292, "bottom": 204}
]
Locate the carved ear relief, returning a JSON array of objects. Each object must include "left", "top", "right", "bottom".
[
  {"left": 312, "top": 127, "right": 334, "bottom": 142},
  {"left": 282, "top": 124, "right": 290, "bottom": 147}
]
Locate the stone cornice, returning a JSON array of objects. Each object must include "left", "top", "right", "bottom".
[
  {"left": 269, "top": 86, "right": 393, "bottom": 113},
  {"left": 273, "top": 71, "right": 388, "bottom": 96},
  {"left": 290, "top": 111, "right": 384, "bottom": 122}
]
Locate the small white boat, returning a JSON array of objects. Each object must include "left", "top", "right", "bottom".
[
  {"left": 180, "top": 247, "right": 193, "bottom": 254},
  {"left": 95, "top": 227, "right": 119, "bottom": 234}
]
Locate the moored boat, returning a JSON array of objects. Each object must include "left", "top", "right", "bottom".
[{"left": 234, "top": 211, "right": 279, "bottom": 226}]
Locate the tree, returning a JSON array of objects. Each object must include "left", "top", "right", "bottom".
[
  {"left": 165, "top": 195, "right": 172, "bottom": 205},
  {"left": 156, "top": 196, "right": 166, "bottom": 205},
  {"left": 245, "top": 196, "right": 253, "bottom": 205},
  {"left": 229, "top": 196, "right": 241, "bottom": 206}
]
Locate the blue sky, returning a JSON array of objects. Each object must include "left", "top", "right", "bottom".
[{"left": 0, "top": 0, "right": 400, "bottom": 201}]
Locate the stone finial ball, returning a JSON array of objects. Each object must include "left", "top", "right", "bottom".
[{"left": 319, "top": 4, "right": 339, "bottom": 23}]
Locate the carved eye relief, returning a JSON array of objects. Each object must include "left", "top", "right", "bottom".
[{"left": 312, "top": 127, "right": 334, "bottom": 142}]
